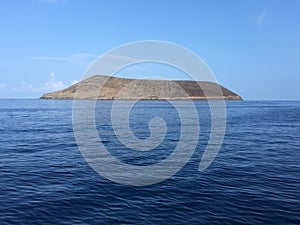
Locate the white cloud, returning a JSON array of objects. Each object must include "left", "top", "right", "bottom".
[
  {"left": 44, "top": 72, "right": 65, "bottom": 90},
  {"left": 256, "top": 13, "right": 266, "bottom": 25},
  {"left": 12, "top": 73, "right": 65, "bottom": 93},
  {"left": 30, "top": 53, "right": 140, "bottom": 78},
  {"left": 70, "top": 80, "right": 79, "bottom": 85},
  {"left": 29, "top": 53, "right": 98, "bottom": 65}
]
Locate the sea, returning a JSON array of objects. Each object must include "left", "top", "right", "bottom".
[{"left": 0, "top": 99, "right": 299, "bottom": 225}]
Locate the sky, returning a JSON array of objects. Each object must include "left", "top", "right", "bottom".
[{"left": 0, "top": 0, "right": 299, "bottom": 100}]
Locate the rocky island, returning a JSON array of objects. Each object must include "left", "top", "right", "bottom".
[{"left": 40, "top": 75, "right": 242, "bottom": 100}]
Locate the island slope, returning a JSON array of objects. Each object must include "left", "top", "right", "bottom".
[{"left": 40, "top": 75, "right": 242, "bottom": 100}]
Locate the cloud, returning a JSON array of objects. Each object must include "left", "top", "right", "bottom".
[
  {"left": 256, "top": 13, "right": 266, "bottom": 25},
  {"left": 45, "top": 72, "right": 65, "bottom": 90},
  {"left": 70, "top": 80, "right": 79, "bottom": 85},
  {"left": 12, "top": 73, "right": 65, "bottom": 93},
  {"left": 30, "top": 53, "right": 143, "bottom": 78},
  {"left": 30, "top": 53, "right": 98, "bottom": 65}
]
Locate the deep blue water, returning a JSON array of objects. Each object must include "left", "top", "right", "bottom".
[{"left": 0, "top": 100, "right": 299, "bottom": 225}]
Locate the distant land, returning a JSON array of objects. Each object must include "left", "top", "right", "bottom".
[{"left": 40, "top": 75, "right": 242, "bottom": 100}]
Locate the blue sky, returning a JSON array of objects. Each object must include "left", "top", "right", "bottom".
[{"left": 0, "top": 0, "right": 299, "bottom": 99}]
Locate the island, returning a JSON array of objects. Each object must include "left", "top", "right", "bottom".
[{"left": 40, "top": 75, "right": 242, "bottom": 100}]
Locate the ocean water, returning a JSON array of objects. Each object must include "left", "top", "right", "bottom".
[{"left": 0, "top": 99, "right": 299, "bottom": 225}]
